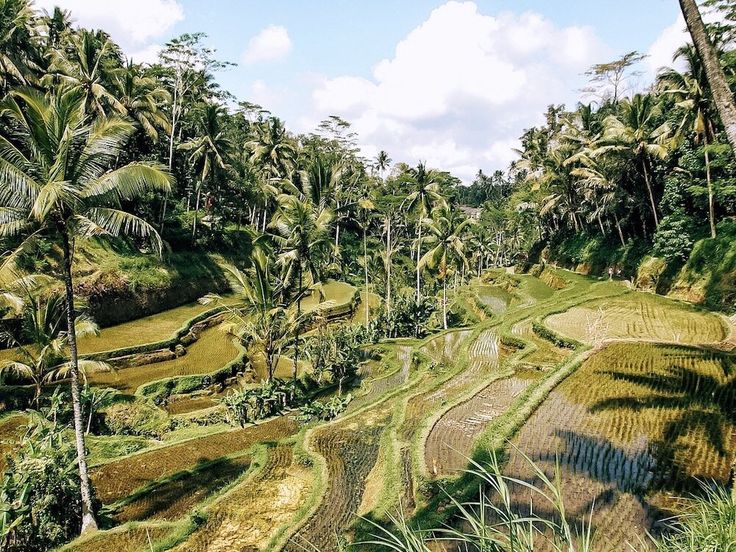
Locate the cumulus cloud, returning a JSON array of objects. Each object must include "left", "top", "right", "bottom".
[
  {"left": 646, "top": 17, "right": 688, "bottom": 77},
  {"left": 242, "top": 25, "right": 292, "bottom": 64},
  {"left": 34, "top": 0, "right": 184, "bottom": 48},
  {"left": 307, "top": 1, "right": 607, "bottom": 182}
]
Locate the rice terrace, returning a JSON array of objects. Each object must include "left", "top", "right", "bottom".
[{"left": 1, "top": 0, "right": 736, "bottom": 551}]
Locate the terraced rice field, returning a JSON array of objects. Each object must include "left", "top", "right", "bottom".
[
  {"left": 61, "top": 523, "right": 182, "bottom": 552},
  {"left": 474, "top": 284, "right": 513, "bottom": 315},
  {"left": 78, "top": 296, "right": 235, "bottom": 354},
  {"left": 13, "top": 270, "right": 736, "bottom": 552},
  {"left": 173, "top": 445, "right": 312, "bottom": 551},
  {"left": 91, "top": 415, "right": 299, "bottom": 504},
  {"left": 284, "top": 411, "right": 389, "bottom": 551},
  {"left": 299, "top": 280, "right": 357, "bottom": 315},
  {"left": 425, "top": 374, "right": 531, "bottom": 477},
  {"left": 347, "top": 345, "right": 413, "bottom": 413},
  {"left": 88, "top": 324, "right": 240, "bottom": 394},
  {"left": 545, "top": 292, "right": 727, "bottom": 345},
  {"left": 504, "top": 342, "right": 736, "bottom": 549},
  {"left": 112, "top": 454, "right": 252, "bottom": 523}
]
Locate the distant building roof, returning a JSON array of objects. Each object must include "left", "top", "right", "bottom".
[{"left": 458, "top": 205, "right": 481, "bottom": 219}]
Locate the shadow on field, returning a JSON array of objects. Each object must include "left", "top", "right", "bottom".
[
  {"left": 591, "top": 353, "right": 735, "bottom": 495},
  {"left": 110, "top": 455, "right": 251, "bottom": 524}
]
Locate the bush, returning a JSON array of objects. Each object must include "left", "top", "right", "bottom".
[
  {"left": 297, "top": 394, "right": 353, "bottom": 422},
  {"left": 0, "top": 413, "right": 100, "bottom": 552},
  {"left": 653, "top": 211, "right": 695, "bottom": 262},
  {"left": 99, "top": 399, "right": 168, "bottom": 437}
]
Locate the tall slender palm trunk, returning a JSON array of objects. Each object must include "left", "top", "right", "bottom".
[
  {"left": 705, "top": 145, "right": 716, "bottom": 238},
  {"left": 192, "top": 184, "right": 202, "bottom": 239},
  {"left": 641, "top": 158, "right": 659, "bottom": 227},
  {"left": 416, "top": 220, "right": 422, "bottom": 302},
  {"left": 680, "top": 0, "right": 736, "bottom": 152},
  {"left": 385, "top": 217, "right": 392, "bottom": 315},
  {"left": 293, "top": 265, "right": 302, "bottom": 384},
  {"left": 442, "top": 275, "right": 448, "bottom": 330},
  {"left": 363, "top": 228, "right": 369, "bottom": 327},
  {"left": 60, "top": 231, "right": 97, "bottom": 534}
]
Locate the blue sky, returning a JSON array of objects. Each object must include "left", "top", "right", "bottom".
[{"left": 36, "top": 0, "right": 689, "bottom": 181}]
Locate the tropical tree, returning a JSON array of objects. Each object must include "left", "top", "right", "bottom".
[
  {"left": 0, "top": 0, "right": 38, "bottom": 92},
  {"left": 0, "top": 294, "right": 107, "bottom": 406},
  {"left": 419, "top": 207, "right": 473, "bottom": 330},
  {"left": 374, "top": 150, "right": 391, "bottom": 179},
  {"left": 179, "top": 103, "right": 230, "bottom": 238},
  {"left": 207, "top": 251, "right": 302, "bottom": 382},
  {"left": 355, "top": 189, "right": 375, "bottom": 326},
  {"left": 597, "top": 94, "right": 673, "bottom": 227},
  {"left": 270, "top": 193, "right": 333, "bottom": 381},
  {"left": 111, "top": 61, "right": 171, "bottom": 142},
  {"left": 403, "top": 162, "right": 446, "bottom": 302},
  {"left": 659, "top": 44, "right": 720, "bottom": 237},
  {"left": 680, "top": 0, "right": 736, "bottom": 151},
  {"left": 44, "top": 30, "right": 124, "bottom": 118},
  {"left": 0, "top": 88, "right": 171, "bottom": 533}
]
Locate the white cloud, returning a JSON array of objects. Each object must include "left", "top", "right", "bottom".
[
  {"left": 646, "top": 8, "right": 725, "bottom": 79},
  {"left": 33, "top": 0, "right": 183, "bottom": 65},
  {"left": 242, "top": 25, "right": 292, "bottom": 64},
  {"left": 34, "top": 0, "right": 183, "bottom": 46},
  {"left": 646, "top": 17, "right": 688, "bottom": 77},
  {"left": 308, "top": 1, "right": 607, "bottom": 182}
]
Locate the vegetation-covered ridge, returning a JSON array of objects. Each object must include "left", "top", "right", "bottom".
[{"left": 0, "top": 0, "right": 734, "bottom": 551}]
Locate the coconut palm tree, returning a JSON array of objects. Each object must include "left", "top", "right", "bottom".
[
  {"left": 659, "top": 44, "right": 720, "bottom": 237},
  {"left": 179, "top": 103, "right": 231, "bottom": 238},
  {"left": 419, "top": 207, "right": 473, "bottom": 330},
  {"left": 0, "top": 0, "right": 38, "bottom": 92},
  {"left": 111, "top": 61, "right": 171, "bottom": 142},
  {"left": 270, "top": 193, "right": 333, "bottom": 382},
  {"left": 374, "top": 150, "right": 392, "bottom": 179},
  {"left": 0, "top": 87, "right": 172, "bottom": 533},
  {"left": 0, "top": 294, "right": 107, "bottom": 407},
  {"left": 44, "top": 29, "right": 125, "bottom": 118},
  {"left": 679, "top": 0, "right": 736, "bottom": 152},
  {"left": 596, "top": 94, "right": 674, "bottom": 227},
  {"left": 403, "top": 162, "right": 446, "bottom": 303},
  {"left": 246, "top": 117, "right": 297, "bottom": 230},
  {"left": 205, "top": 251, "right": 302, "bottom": 382},
  {"left": 355, "top": 189, "right": 375, "bottom": 327}
]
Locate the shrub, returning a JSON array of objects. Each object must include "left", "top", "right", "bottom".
[
  {"left": 99, "top": 399, "right": 168, "bottom": 437},
  {"left": 0, "top": 413, "right": 100, "bottom": 552},
  {"left": 297, "top": 394, "right": 352, "bottom": 422},
  {"left": 653, "top": 211, "right": 695, "bottom": 262}
]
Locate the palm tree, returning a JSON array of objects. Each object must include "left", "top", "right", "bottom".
[
  {"left": 247, "top": 117, "right": 297, "bottom": 230},
  {"left": 44, "top": 29, "right": 125, "bottom": 118},
  {"left": 270, "top": 194, "right": 333, "bottom": 382},
  {"left": 374, "top": 150, "right": 391, "bottom": 179},
  {"left": 419, "top": 207, "right": 473, "bottom": 330},
  {"left": 0, "top": 0, "right": 38, "bottom": 92},
  {"left": 659, "top": 44, "right": 720, "bottom": 237},
  {"left": 112, "top": 61, "right": 171, "bottom": 142},
  {"left": 597, "top": 94, "right": 673, "bottom": 227},
  {"left": 0, "top": 88, "right": 171, "bottom": 533},
  {"left": 206, "top": 252, "right": 302, "bottom": 382},
  {"left": 179, "top": 103, "right": 230, "bottom": 238},
  {"left": 380, "top": 206, "right": 402, "bottom": 315},
  {"left": 679, "top": 0, "right": 736, "bottom": 152},
  {"left": 0, "top": 294, "right": 107, "bottom": 407},
  {"left": 355, "top": 190, "right": 375, "bottom": 327},
  {"left": 403, "top": 162, "right": 445, "bottom": 303}
]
